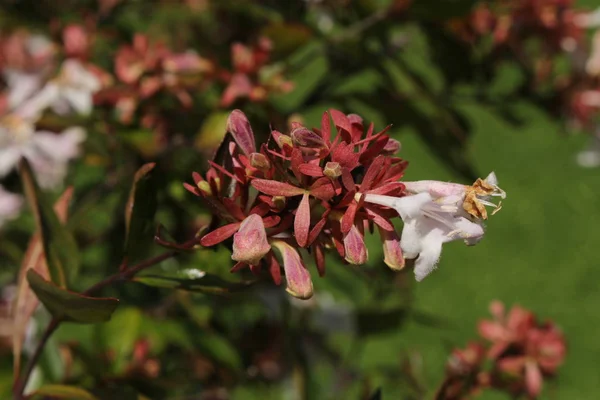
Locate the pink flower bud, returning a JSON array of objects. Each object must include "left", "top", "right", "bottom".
[
  {"left": 290, "top": 127, "right": 326, "bottom": 149},
  {"left": 271, "top": 240, "right": 313, "bottom": 299},
  {"left": 378, "top": 227, "right": 405, "bottom": 270},
  {"left": 231, "top": 214, "right": 271, "bottom": 265},
  {"left": 343, "top": 224, "right": 368, "bottom": 265},
  {"left": 63, "top": 25, "right": 89, "bottom": 58},
  {"left": 382, "top": 138, "right": 401, "bottom": 155},
  {"left": 323, "top": 162, "right": 342, "bottom": 178},
  {"left": 227, "top": 109, "right": 256, "bottom": 156},
  {"left": 249, "top": 152, "right": 270, "bottom": 171}
]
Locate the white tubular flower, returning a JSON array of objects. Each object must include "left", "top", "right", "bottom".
[
  {"left": 3, "top": 69, "right": 45, "bottom": 110},
  {"left": 0, "top": 114, "right": 86, "bottom": 188},
  {"left": 0, "top": 185, "right": 23, "bottom": 229},
  {"left": 23, "top": 59, "right": 101, "bottom": 117},
  {"left": 364, "top": 172, "right": 505, "bottom": 281}
]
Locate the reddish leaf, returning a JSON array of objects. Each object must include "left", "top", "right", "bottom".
[
  {"left": 290, "top": 148, "right": 304, "bottom": 181},
  {"left": 365, "top": 206, "right": 395, "bottom": 231},
  {"left": 251, "top": 179, "right": 305, "bottom": 197},
  {"left": 313, "top": 243, "right": 326, "bottom": 277},
  {"left": 183, "top": 182, "right": 200, "bottom": 196},
  {"left": 294, "top": 193, "right": 311, "bottom": 247},
  {"left": 341, "top": 168, "right": 356, "bottom": 193},
  {"left": 267, "top": 252, "right": 282, "bottom": 285},
  {"left": 249, "top": 202, "right": 271, "bottom": 216},
  {"left": 222, "top": 198, "right": 246, "bottom": 221},
  {"left": 359, "top": 135, "right": 389, "bottom": 164},
  {"left": 307, "top": 210, "right": 329, "bottom": 246},
  {"left": 309, "top": 177, "right": 335, "bottom": 201},
  {"left": 367, "top": 182, "right": 405, "bottom": 196},
  {"left": 230, "top": 261, "right": 247, "bottom": 273},
  {"left": 200, "top": 223, "right": 240, "bottom": 247},
  {"left": 329, "top": 109, "right": 352, "bottom": 134},
  {"left": 347, "top": 113, "right": 364, "bottom": 143},
  {"left": 332, "top": 142, "right": 360, "bottom": 170},
  {"left": 360, "top": 155, "right": 386, "bottom": 191},
  {"left": 321, "top": 111, "right": 331, "bottom": 144},
  {"left": 262, "top": 215, "right": 281, "bottom": 228},
  {"left": 298, "top": 163, "right": 324, "bottom": 177},
  {"left": 341, "top": 201, "right": 358, "bottom": 234}
]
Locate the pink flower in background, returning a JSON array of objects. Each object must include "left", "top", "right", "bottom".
[
  {"left": 439, "top": 301, "right": 566, "bottom": 399},
  {"left": 0, "top": 114, "right": 86, "bottom": 188},
  {"left": 478, "top": 301, "right": 567, "bottom": 398},
  {"left": 220, "top": 38, "right": 293, "bottom": 107},
  {"left": 0, "top": 184, "right": 23, "bottom": 228},
  {"left": 62, "top": 24, "right": 91, "bottom": 59}
]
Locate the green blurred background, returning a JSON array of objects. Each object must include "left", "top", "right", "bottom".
[{"left": 2, "top": 0, "right": 600, "bottom": 399}]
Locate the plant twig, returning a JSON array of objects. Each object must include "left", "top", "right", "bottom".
[
  {"left": 83, "top": 251, "right": 177, "bottom": 295},
  {"left": 13, "top": 249, "right": 182, "bottom": 399},
  {"left": 13, "top": 318, "right": 61, "bottom": 400}
]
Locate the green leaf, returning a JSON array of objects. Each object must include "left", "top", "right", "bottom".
[
  {"left": 194, "top": 111, "right": 229, "bottom": 153},
  {"left": 196, "top": 332, "right": 242, "bottom": 371},
  {"left": 100, "top": 307, "right": 142, "bottom": 373},
  {"left": 19, "top": 159, "right": 79, "bottom": 287},
  {"left": 27, "top": 270, "right": 119, "bottom": 323},
  {"left": 133, "top": 269, "right": 255, "bottom": 295},
  {"left": 124, "top": 163, "right": 158, "bottom": 263},
  {"left": 30, "top": 385, "right": 98, "bottom": 400},
  {"left": 262, "top": 23, "right": 312, "bottom": 57}
]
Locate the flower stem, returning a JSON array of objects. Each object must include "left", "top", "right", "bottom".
[{"left": 13, "top": 318, "right": 61, "bottom": 400}]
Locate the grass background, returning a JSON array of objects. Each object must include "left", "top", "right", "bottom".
[{"left": 352, "top": 100, "right": 600, "bottom": 398}]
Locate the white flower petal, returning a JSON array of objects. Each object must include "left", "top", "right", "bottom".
[
  {"left": 403, "top": 180, "right": 465, "bottom": 197},
  {"left": 61, "top": 88, "right": 93, "bottom": 115},
  {"left": 0, "top": 148, "right": 24, "bottom": 177},
  {"left": 399, "top": 218, "right": 421, "bottom": 259},
  {"left": 414, "top": 230, "right": 445, "bottom": 281},
  {"left": 32, "top": 127, "right": 86, "bottom": 162},
  {"left": 16, "top": 84, "right": 59, "bottom": 119},
  {"left": 450, "top": 217, "right": 485, "bottom": 245},
  {"left": 4, "top": 70, "right": 43, "bottom": 109},
  {"left": 392, "top": 192, "right": 432, "bottom": 219}
]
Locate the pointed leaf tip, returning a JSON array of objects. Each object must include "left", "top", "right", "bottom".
[{"left": 27, "top": 270, "right": 119, "bottom": 323}]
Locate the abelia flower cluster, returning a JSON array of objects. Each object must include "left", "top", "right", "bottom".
[
  {"left": 451, "top": 2, "right": 600, "bottom": 168},
  {"left": 96, "top": 33, "right": 213, "bottom": 125},
  {"left": 219, "top": 38, "right": 294, "bottom": 107},
  {"left": 437, "top": 301, "right": 566, "bottom": 399},
  {"left": 185, "top": 109, "right": 505, "bottom": 299},
  {"left": 451, "top": 0, "right": 584, "bottom": 52}
]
